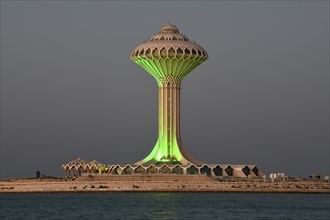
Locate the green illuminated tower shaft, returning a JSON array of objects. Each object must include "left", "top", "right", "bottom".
[
  {"left": 146, "top": 81, "right": 183, "bottom": 163},
  {"left": 159, "top": 82, "right": 182, "bottom": 161},
  {"left": 138, "top": 80, "right": 199, "bottom": 165},
  {"left": 131, "top": 23, "right": 208, "bottom": 166}
]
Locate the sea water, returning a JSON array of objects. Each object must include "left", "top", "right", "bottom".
[{"left": 0, "top": 193, "right": 329, "bottom": 219}]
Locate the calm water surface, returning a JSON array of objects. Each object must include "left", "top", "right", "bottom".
[{"left": 0, "top": 193, "right": 329, "bottom": 219}]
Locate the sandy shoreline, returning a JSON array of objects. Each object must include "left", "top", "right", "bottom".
[{"left": 1, "top": 176, "right": 329, "bottom": 193}]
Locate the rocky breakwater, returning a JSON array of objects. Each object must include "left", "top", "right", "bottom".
[{"left": 0, "top": 175, "right": 329, "bottom": 193}]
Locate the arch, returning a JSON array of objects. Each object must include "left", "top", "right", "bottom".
[
  {"left": 134, "top": 165, "right": 146, "bottom": 174},
  {"left": 122, "top": 165, "right": 134, "bottom": 175},
  {"left": 139, "top": 49, "right": 144, "bottom": 56},
  {"left": 252, "top": 166, "right": 259, "bottom": 176},
  {"left": 160, "top": 36, "right": 165, "bottom": 40},
  {"left": 84, "top": 166, "right": 90, "bottom": 173},
  {"left": 90, "top": 164, "right": 97, "bottom": 170},
  {"left": 70, "top": 166, "right": 77, "bottom": 177},
  {"left": 80, "top": 165, "right": 87, "bottom": 175},
  {"left": 168, "top": 47, "right": 175, "bottom": 58},
  {"left": 63, "top": 166, "right": 70, "bottom": 177},
  {"left": 114, "top": 166, "right": 122, "bottom": 175},
  {"left": 191, "top": 49, "right": 197, "bottom": 58},
  {"left": 160, "top": 165, "right": 171, "bottom": 174},
  {"left": 225, "top": 166, "right": 233, "bottom": 176},
  {"left": 242, "top": 166, "right": 251, "bottom": 177},
  {"left": 146, "top": 165, "right": 158, "bottom": 174},
  {"left": 200, "top": 165, "right": 211, "bottom": 176},
  {"left": 187, "top": 165, "right": 198, "bottom": 174},
  {"left": 90, "top": 164, "right": 97, "bottom": 173},
  {"left": 212, "top": 165, "right": 222, "bottom": 176},
  {"left": 160, "top": 47, "right": 167, "bottom": 58},
  {"left": 177, "top": 47, "right": 183, "bottom": 58},
  {"left": 184, "top": 48, "right": 191, "bottom": 58},
  {"left": 198, "top": 50, "right": 202, "bottom": 56},
  {"left": 172, "top": 165, "right": 184, "bottom": 174},
  {"left": 115, "top": 167, "right": 123, "bottom": 174},
  {"left": 145, "top": 48, "right": 152, "bottom": 58},
  {"left": 172, "top": 36, "right": 177, "bottom": 40},
  {"left": 70, "top": 165, "right": 78, "bottom": 171},
  {"left": 152, "top": 48, "right": 160, "bottom": 59}
]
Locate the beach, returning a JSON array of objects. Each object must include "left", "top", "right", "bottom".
[{"left": 1, "top": 175, "right": 329, "bottom": 193}]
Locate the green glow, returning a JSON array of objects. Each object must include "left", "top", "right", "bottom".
[
  {"left": 131, "top": 47, "right": 207, "bottom": 165},
  {"left": 135, "top": 57, "right": 206, "bottom": 86}
]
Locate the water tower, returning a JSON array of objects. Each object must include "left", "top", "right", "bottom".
[{"left": 130, "top": 23, "right": 208, "bottom": 166}]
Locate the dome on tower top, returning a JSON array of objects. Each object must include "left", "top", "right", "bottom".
[
  {"left": 160, "top": 23, "right": 179, "bottom": 34},
  {"left": 148, "top": 23, "right": 189, "bottom": 42}
]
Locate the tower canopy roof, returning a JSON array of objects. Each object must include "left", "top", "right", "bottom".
[{"left": 130, "top": 23, "right": 208, "bottom": 83}]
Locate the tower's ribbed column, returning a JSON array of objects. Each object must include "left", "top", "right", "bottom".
[
  {"left": 157, "top": 80, "right": 181, "bottom": 161},
  {"left": 133, "top": 77, "right": 202, "bottom": 165}
]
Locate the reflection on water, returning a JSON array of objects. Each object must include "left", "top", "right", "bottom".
[{"left": 0, "top": 193, "right": 329, "bottom": 220}]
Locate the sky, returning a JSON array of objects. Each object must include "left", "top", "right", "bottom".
[{"left": 1, "top": 0, "right": 329, "bottom": 178}]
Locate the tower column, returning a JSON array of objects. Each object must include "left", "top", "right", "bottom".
[
  {"left": 134, "top": 77, "right": 201, "bottom": 166},
  {"left": 158, "top": 80, "right": 182, "bottom": 161}
]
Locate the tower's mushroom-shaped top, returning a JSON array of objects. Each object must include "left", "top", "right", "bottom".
[{"left": 130, "top": 23, "right": 208, "bottom": 84}]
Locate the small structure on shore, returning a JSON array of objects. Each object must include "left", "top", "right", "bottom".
[
  {"left": 270, "top": 173, "right": 286, "bottom": 179},
  {"left": 61, "top": 158, "right": 103, "bottom": 177},
  {"left": 309, "top": 173, "right": 327, "bottom": 180},
  {"left": 81, "top": 163, "right": 263, "bottom": 178}
]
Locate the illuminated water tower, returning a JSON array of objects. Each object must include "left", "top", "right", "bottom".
[{"left": 130, "top": 23, "right": 208, "bottom": 166}]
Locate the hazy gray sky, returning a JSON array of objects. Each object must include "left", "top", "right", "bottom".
[{"left": 1, "top": 1, "right": 329, "bottom": 178}]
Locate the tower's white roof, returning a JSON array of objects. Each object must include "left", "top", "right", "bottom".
[{"left": 131, "top": 23, "right": 208, "bottom": 60}]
